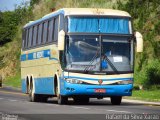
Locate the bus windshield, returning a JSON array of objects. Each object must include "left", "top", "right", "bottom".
[
  {"left": 64, "top": 16, "right": 133, "bottom": 74},
  {"left": 65, "top": 35, "right": 133, "bottom": 74}
]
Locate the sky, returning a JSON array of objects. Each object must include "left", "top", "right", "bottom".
[{"left": 0, "top": 0, "right": 30, "bottom": 12}]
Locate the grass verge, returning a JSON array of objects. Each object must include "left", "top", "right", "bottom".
[
  {"left": 3, "top": 72, "right": 21, "bottom": 88},
  {"left": 126, "top": 90, "right": 160, "bottom": 102}
]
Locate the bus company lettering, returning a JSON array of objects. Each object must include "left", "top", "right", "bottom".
[{"left": 36, "top": 51, "right": 44, "bottom": 59}]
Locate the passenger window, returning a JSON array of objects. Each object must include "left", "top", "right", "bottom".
[
  {"left": 25, "top": 29, "right": 29, "bottom": 48},
  {"left": 48, "top": 20, "right": 54, "bottom": 43},
  {"left": 33, "top": 26, "right": 38, "bottom": 47},
  {"left": 28, "top": 27, "right": 33, "bottom": 48},
  {"left": 42, "top": 22, "right": 48, "bottom": 44},
  {"left": 22, "top": 29, "right": 26, "bottom": 49},
  {"left": 54, "top": 16, "right": 59, "bottom": 42},
  {"left": 38, "top": 24, "right": 42, "bottom": 45}
]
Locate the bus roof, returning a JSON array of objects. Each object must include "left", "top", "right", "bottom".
[{"left": 24, "top": 8, "right": 131, "bottom": 28}]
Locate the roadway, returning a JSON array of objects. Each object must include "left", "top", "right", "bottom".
[{"left": 0, "top": 87, "right": 160, "bottom": 120}]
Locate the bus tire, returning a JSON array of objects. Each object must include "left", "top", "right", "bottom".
[
  {"left": 110, "top": 96, "right": 122, "bottom": 105},
  {"left": 57, "top": 95, "right": 68, "bottom": 105},
  {"left": 55, "top": 78, "right": 68, "bottom": 105},
  {"left": 29, "top": 82, "right": 39, "bottom": 102}
]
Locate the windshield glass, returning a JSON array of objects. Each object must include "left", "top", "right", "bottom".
[
  {"left": 101, "top": 36, "right": 132, "bottom": 73},
  {"left": 65, "top": 35, "right": 100, "bottom": 72},
  {"left": 64, "top": 35, "right": 133, "bottom": 74}
]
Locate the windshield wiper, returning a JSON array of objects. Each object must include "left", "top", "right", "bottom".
[
  {"left": 84, "top": 47, "right": 100, "bottom": 72},
  {"left": 103, "top": 54, "right": 119, "bottom": 74}
]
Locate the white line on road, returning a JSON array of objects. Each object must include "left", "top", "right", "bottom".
[
  {"left": 0, "top": 97, "right": 4, "bottom": 100},
  {"left": 45, "top": 104, "right": 60, "bottom": 107},
  {"left": 8, "top": 99, "right": 18, "bottom": 102},
  {"left": 72, "top": 106, "right": 90, "bottom": 110}
]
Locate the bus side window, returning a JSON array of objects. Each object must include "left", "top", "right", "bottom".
[
  {"left": 36, "top": 25, "right": 39, "bottom": 45},
  {"left": 54, "top": 16, "right": 59, "bottom": 43},
  {"left": 28, "top": 27, "right": 33, "bottom": 48},
  {"left": 33, "top": 25, "right": 38, "bottom": 47},
  {"left": 42, "top": 21, "right": 48, "bottom": 44},
  {"left": 25, "top": 29, "right": 29, "bottom": 49},
  {"left": 38, "top": 24, "right": 42, "bottom": 45},
  {"left": 41, "top": 22, "right": 44, "bottom": 44},
  {"left": 22, "top": 29, "right": 26, "bottom": 49},
  {"left": 48, "top": 20, "right": 54, "bottom": 43}
]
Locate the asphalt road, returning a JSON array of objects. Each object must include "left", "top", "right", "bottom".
[{"left": 0, "top": 87, "right": 160, "bottom": 120}]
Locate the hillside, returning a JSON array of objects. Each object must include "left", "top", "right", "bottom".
[{"left": 0, "top": 0, "right": 160, "bottom": 89}]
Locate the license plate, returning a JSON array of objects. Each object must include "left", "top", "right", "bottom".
[{"left": 95, "top": 89, "right": 106, "bottom": 93}]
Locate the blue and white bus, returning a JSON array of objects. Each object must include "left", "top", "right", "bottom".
[{"left": 21, "top": 8, "right": 143, "bottom": 105}]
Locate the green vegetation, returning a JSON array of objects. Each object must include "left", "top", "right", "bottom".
[
  {"left": 3, "top": 72, "right": 21, "bottom": 88},
  {"left": 126, "top": 90, "right": 160, "bottom": 102},
  {"left": 117, "top": 0, "right": 160, "bottom": 89},
  {"left": 0, "top": 0, "right": 160, "bottom": 101}
]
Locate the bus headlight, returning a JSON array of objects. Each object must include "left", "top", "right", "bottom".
[
  {"left": 66, "top": 78, "right": 83, "bottom": 84},
  {"left": 117, "top": 80, "right": 133, "bottom": 85}
]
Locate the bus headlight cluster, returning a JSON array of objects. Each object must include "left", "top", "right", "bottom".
[
  {"left": 117, "top": 80, "right": 133, "bottom": 85},
  {"left": 66, "top": 78, "right": 83, "bottom": 84}
]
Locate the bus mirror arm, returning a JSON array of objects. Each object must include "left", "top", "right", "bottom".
[
  {"left": 58, "top": 30, "right": 65, "bottom": 51},
  {"left": 135, "top": 31, "right": 143, "bottom": 52}
]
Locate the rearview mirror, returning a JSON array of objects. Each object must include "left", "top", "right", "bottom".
[
  {"left": 135, "top": 32, "right": 143, "bottom": 52},
  {"left": 58, "top": 30, "right": 65, "bottom": 51}
]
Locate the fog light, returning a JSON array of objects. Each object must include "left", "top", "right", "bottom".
[
  {"left": 117, "top": 80, "right": 133, "bottom": 85},
  {"left": 66, "top": 78, "right": 83, "bottom": 84}
]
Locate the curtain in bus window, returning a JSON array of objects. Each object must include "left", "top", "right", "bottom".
[
  {"left": 99, "top": 18, "right": 129, "bottom": 34},
  {"left": 68, "top": 17, "right": 99, "bottom": 33}
]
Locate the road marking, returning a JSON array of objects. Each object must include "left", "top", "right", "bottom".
[
  {"left": 8, "top": 99, "right": 18, "bottom": 102},
  {"left": 106, "top": 109, "right": 132, "bottom": 113},
  {"left": 45, "top": 104, "right": 60, "bottom": 107},
  {"left": 72, "top": 106, "right": 90, "bottom": 110},
  {"left": 0, "top": 97, "right": 4, "bottom": 100},
  {"left": 0, "top": 90, "right": 27, "bottom": 96}
]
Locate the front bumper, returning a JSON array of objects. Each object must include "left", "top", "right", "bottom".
[{"left": 61, "top": 80, "right": 133, "bottom": 97}]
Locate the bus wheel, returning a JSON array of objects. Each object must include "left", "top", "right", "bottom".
[
  {"left": 55, "top": 85, "right": 68, "bottom": 105},
  {"left": 57, "top": 95, "right": 68, "bottom": 105},
  {"left": 110, "top": 96, "right": 122, "bottom": 105},
  {"left": 29, "top": 83, "right": 39, "bottom": 102},
  {"left": 73, "top": 97, "right": 89, "bottom": 104}
]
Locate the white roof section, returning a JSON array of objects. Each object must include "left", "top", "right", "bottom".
[
  {"left": 63, "top": 8, "right": 131, "bottom": 17},
  {"left": 24, "top": 8, "right": 131, "bottom": 28}
]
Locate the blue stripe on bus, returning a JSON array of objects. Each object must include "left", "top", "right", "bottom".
[
  {"left": 21, "top": 54, "right": 26, "bottom": 61},
  {"left": 21, "top": 77, "right": 55, "bottom": 95},
  {"left": 28, "top": 53, "right": 34, "bottom": 60},
  {"left": 21, "top": 49, "right": 58, "bottom": 61},
  {"left": 21, "top": 79, "right": 27, "bottom": 93},
  {"left": 34, "top": 77, "right": 54, "bottom": 94},
  {"left": 21, "top": 76, "right": 133, "bottom": 96},
  {"left": 64, "top": 76, "right": 133, "bottom": 81},
  {"left": 61, "top": 80, "right": 133, "bottom": 96}
]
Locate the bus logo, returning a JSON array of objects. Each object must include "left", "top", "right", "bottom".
[{"left": 98, "top": 79, "right": 103, "bottom": 85}]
